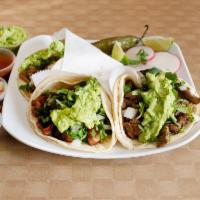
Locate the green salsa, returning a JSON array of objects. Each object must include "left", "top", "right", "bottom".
[{"left": 0, "top": 26, "right": 27, "bottom": 49}]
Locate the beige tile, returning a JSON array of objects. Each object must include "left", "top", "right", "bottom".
[
  {"left": 72, "top": 198, "right": 92, "bottom": 200},
  {"left": 132, "top": 164, "right": 154, "bottom": 180},
  {"left": 174, "top": 165, "right": 196, "bottom": 178},
  {"left": 157, "top": 181, "right": 178, "bottom": 196},
  {"left": 3, "top": 165, "right": 27, "bottom": 180},
  {"left": 0, "top": 151, "right": 10, "bottom": 164},
  {"left": 114, "top": 164, "right": 133, "bottom": 181},
  {"left": 132, "top": 156, "right": 156, "bottom": 166},
  {"left": 116, "top": 197, "right": 137, "bottom": 200},
  {"left": 114, "top": 180, "right": 136, "bottom": 197},
  {"left": 50, "top": 198, "right": 72, "bottom": 200},
  {"left": 92, "top": 160, "right": 112, "bottom": 166},
  {"left": 168, "top": 148, "right": 193, "bottom": 164},
  {"left": 194, "top": 162, "right": 200, "bottom": 178},
  {"left": 93, "top": 180, "right": 113, "bottom": 198},
  {"left": 27, "top": 164, "right": 49, "bottom": 181},
  {"left": 133, "top": 153, "right": 172, "bottom": 165},
  {"left": 92, "top": 165, "right": 113, "bottom": 179},
  {"left": 28, "top": 150, "right": 51, "bottom": 164},
  {"left": 72, "top": 181, "right": 92, "bottom": 198},
  {"left": 49, "top": 180, "right": 72, "bottom": 198},
  {"left": 1, "top": 180, "right": 25, "bottom": 198},
  {"left": 0, "top": 182, "right": 4, "bottom": 198},
  {"left": 72, "top": 158, "right": 92, "bottom": 165},
  {"left": 25, "top": 181, "right": 49, "bottom": 198},
  {"left": 72, "top": 164, "right": 91, "bottom": 181},
  {"left": 7, "top": 150, "right": 30, "bottom": 165},
  {"left": 187, "top": 150, "right": 200, "bottom": 162},
  {"left": 189, "top": 137, "right": 200, "bottom": 150},
  {"left": 25, "top": 198, "right": 48, "bottom": 200},
  {"left": 153, "top": 163, "right": 176, "bottom": 181},
  {"left": 49, "top": 165, "right": 72, "bottom": 180},
  {"left": 135, "top": 180, "right": 159, "bottom": 199},
  {"left": 51, "top": 154, "right": 73, "bottom": 165},
  {"left": 112, "top": 158, "right": 133, "bottom": 165},
  {"left": 177, "top": 178, "right": 200, "bottom": 198},
  {"left": 159, "top": 197, "right": 181, "bottom": 200}
]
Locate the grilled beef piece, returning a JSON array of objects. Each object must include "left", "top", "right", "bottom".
[
  {"left": 177, "top": 113, "right": 189, "bottom": 126},
  {"left": 42, "top": 124, "right": 53, "bottom": 136},
  {"left": 64, "top": 134, "right": 73, "bottom": 143},
  {"left": 19, "top": 65, "right": 38, "bottom": 82},
  {"left": 168, "top": 124, "right": 180, "bottom": 134},
  {"left": 26, "top": 65, "right": 38, "bottom": 78},
  {"left": 36, "top": 121, "right": 43, "bottom": 130},
  {"left": 122, "top": 93, "right": 141, "bottom": 109},
  {"left": 123, "top": 118, "right": 141, "bottom": 139},
  {"left": 157, "top": 113, "right": 189, "bottom": 147},
  {"left": 32, "top": 95, "right": 48, "bottom": 110},
  {"left": 157, "top": 125, "right": 170, "bottom": 147},
  {"left": 19, "top": 71, "right": 29, "bottom": 83},
  {"left": 87, "top": 129, "right": 100, "bottom": 145},
  {"left": 52, "top": 129, "right": 65, "bottom": 141},
  {"left": 177, "top": 87, "right": 200, "bottom": 104}
]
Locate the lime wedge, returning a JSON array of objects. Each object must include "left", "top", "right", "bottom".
[
  {"left": 111, "top": 41, "right": 125, "bottom": 61},
  {"left": 142, "top": 37, "right": 174, "bottom": 52}
]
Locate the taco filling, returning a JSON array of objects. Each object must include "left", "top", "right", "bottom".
[
  {"left": 121, "top": 68, "right": 200, "bottom": 147},
  {"left": 31, "top": 78, "right": 112, "bottom": 145},
  {"left": 18, "top": 40, "right": 64, "bottom": 95}
]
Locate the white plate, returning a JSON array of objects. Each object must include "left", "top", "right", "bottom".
[{"left": 2, "top": 41, "right": 200, "bottom": 159}]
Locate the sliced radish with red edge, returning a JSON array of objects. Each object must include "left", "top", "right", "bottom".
[
  {"left": 147, "top": 52, "right": 180, "bottom": 72},
  {"left": 125, "top": 46, "right": 155, "bottom": 61}
]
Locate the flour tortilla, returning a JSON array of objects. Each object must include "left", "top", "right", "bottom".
[
  {"left": 27, "top": 74, "right": 116, "bottom": 152},
  {"left": 114, "top": 73, "right": 200, "bottom": 150}
]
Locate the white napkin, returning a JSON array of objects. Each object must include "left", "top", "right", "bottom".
[{"left": 32, "top": 28, "right": 124, "bottom": 95}]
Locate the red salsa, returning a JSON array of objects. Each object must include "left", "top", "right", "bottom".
[{"left": 0, "top": 52, "right": 13, "bottom": 69}]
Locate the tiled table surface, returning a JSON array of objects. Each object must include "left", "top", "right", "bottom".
[{"left": 1, "top": 0, "right": 200, "bottom": 199}]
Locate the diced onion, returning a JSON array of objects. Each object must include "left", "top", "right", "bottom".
[
  {"left": 123, "top": 107, "right": 138, "bottom": 119},
  {"left": 97, "top": 114, "right": 105, "bottom": 120},
  {"left": 71, "top": 124, "right": 81, "bottom": 132},
  {"left": 103, "top": 124, "right": 111, "bottom": 130},
  {"left": 179, "top": 85, "right": 187, "bottom": 91}
]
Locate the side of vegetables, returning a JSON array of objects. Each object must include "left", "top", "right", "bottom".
[{"left": 93, "top": 25, "right": 180, "bottom": 73}]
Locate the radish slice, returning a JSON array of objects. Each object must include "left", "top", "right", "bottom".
[
  {"left": 125, "top": 46, "right": 155, "bottom": 61},
  {"left": 147, "top": 52, "right": 180, "bottom": 72}
]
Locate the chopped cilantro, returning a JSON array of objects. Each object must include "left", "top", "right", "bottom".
[
  {"left": 67, "top": 126, "right": 88, "bottom": 141},
  {"left": 19, "top": 83, "right": 35, "bottom": 92},
  {"left": 121, "top": 55, "right": 140, "bottom": 65},
  {"left": 147, "top": 67, "right": 161, "bottom": 76},
  {"left": 137, "top": 49, "right": 148, "bottom": 64},
  {"left": 165, "top": 72, "right": 178, "bottom": 83},
  {"left": 121, "top": 49, "right": 148, "bottom": 66},
  {"left": 124, "top": 84, "right": 132, "bottom": 94}
]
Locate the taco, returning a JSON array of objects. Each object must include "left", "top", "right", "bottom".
[
  {"left": 28, "top": 75, "right": 116, "bottom": 152},
  {"left": 18, "top": 40, "right": 64, "bottom": 100},
  {"left": 114, "top": 68, "right": 200, "bottom": 149}
]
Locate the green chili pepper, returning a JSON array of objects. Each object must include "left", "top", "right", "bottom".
[
  {"left": 93, "top": 35, "right": 138, "bottom": 55},
  {"left": 93, "top": 25, "right": 149, "bottom": 55}
]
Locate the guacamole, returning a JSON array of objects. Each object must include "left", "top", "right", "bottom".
[
  {"left": 138, "top": 73, "right": 177, "bottom": 142},
  {"left": 19, "top": 40, "right": 64, "bottom": 72},
  {"left": 0, "top": 26, "right": 27, "bottom": 48},
  {"left": 31, "top": 77, "right": 109, "bottom": 144},
  {"left": 51, "top": 78, "right": 102, "bottom": 133}
]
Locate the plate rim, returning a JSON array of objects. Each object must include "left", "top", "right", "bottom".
[{"left": 2, "top": 37, "right": 200, "bottom": 159}]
